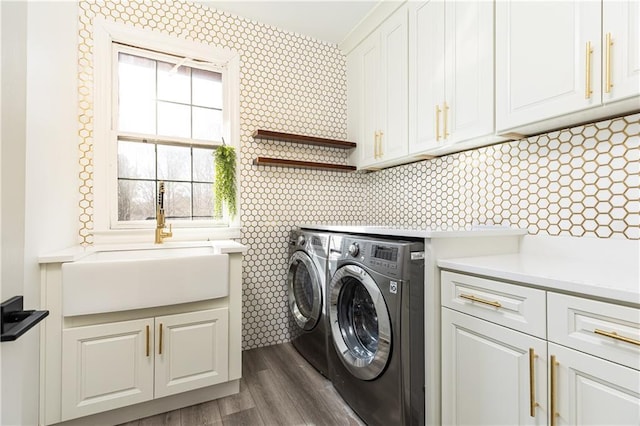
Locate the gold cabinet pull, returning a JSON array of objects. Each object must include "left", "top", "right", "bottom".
[
  {"left": 435, "top": 105, "right": 442, "bottom": 141},
  {"left": 443, "top": 102, "right": 450, "bottom": 138},
  {"left": 374, "top": 131, "right": 380, "bottom": 159},
  {"left": 459, "top": 293, "right": 502, "bottom": 308},
  {"left": 585, "top": 41, "right": 593, "bottom": 99},
  {"left": 594, "top": 329, "right": 640, "bottom": 346},
  {"left": 529, "top": 348, "right": 539, "bottom": 417},
  {"left": 158, "top": 323, "right": 163, "bottom": 355},
  {"left": 146, "top": 325, "right": 150, "bottom": 357},
  {"left": 378, "top": 131, "right": 384, "bottom": 158},
  {"left": 605, "top": 32, "right": 613, "bottom": 93},
  {"left": 550, "top": 355, "right": 559, "bottom": 426}
]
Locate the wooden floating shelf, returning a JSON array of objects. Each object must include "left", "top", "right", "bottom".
[
  {"left": 253, "top": 157, "right": 357, "bottom": 172},
  {"left": 252, "top": 129, "right": 356, "bottom": 149}
]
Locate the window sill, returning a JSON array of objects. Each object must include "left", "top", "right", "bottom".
[{"left": 92, "top": 226, "right": 242, "bottom": 246}]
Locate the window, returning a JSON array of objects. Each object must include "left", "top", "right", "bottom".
[{"left": 111, "top": 44, "right": 233, "bottom": 228}]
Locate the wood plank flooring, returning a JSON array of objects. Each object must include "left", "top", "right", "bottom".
[{"left": 120, "top": 343, "right": 365, "bottom": 426}]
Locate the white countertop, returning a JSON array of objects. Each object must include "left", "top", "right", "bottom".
[
  {"left": 438, "top": 235, "right": 640, "bottom": 305},
  {"left": 39, "top": 240, "right": 247, "bottom": 264},
  {"left": 299, "top": 224, "right": 528, "bottom": 239}
]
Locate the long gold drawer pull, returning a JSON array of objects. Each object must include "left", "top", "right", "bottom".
[
  {"left": 550, "top": 355, "right": 559, "bottom": 426},
  {"left": 585, "top": 41, "right": 593, "bottom": 99},
  {"left": 435, "top": 105, "right": 441, "bottom": 141},
  {"left": 159, "top": 323, "right": 164, "bottom": 355},
  {"left": 443, "top": 102, "right": 450, "bottom": 138},
  {"left": 145, "top": 325, "right": 150, "bottom": 357},
  {"left": 605, "top": 32, "right": 613, "bottom": 93},
  {"left": 594, "top": 329, "right": 640, "bottom": 346},
  {"left": 459, "top": 293, "right": 502, "bottom": 308},
  {"left": 529, "top": 348, "right": 538, "bottom": 417}
]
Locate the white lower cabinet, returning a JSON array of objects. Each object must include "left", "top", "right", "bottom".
[
  {"left": 442, "top": 308, "right": 548, "bottom": 426},
  {"left": 61, "top": 308, "right": 228, "bottom": 421},
  {"left": 441, "top": 270, "right": 640, "bottom": 426}
]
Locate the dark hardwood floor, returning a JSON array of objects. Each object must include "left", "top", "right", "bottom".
[{"left": 121, "top": 343, "right": 365, "bottom": 426}]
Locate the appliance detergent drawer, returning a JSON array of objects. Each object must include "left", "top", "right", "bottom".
[
  {"left": 548, "top": 292, "right": 640, "bottom": 370},
  {"left": 441, "top": 271, "right": 546, "bottom": 338}
]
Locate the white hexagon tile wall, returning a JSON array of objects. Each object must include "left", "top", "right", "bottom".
[{"left": 77, "top": 1, "right": 639, "bottom": 350}]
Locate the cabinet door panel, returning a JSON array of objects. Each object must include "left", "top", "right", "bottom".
[
  {"left": 379, "top": 6, "right": 408, "bottom": 161},
  {"left": 550, "top": 343, "right": 640, "bottom": 426},
  {"left": 603, "top": 0, "right": 640, "bottom": 103},
  {"left": 496, "top": 0, "right": 601, "bottom": 131},
  {"left": 61, "top": 318, "right": 154, "bottom": 420},
  {"left": 442, "top": 308, "right": 548, "bottom": 426},
  {"left": 409, "top": 0, "right": 445, "bottom": 154},
  {"left": 358, "top": 36, "right": 381, "bottom": 167},
  {"left": 445, "top": 0, "right": 494, "bottom": 144},
  {"left": 155, "top": 308, "right": 229, "bottom": 398}
]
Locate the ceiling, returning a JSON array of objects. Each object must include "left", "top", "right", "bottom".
[{"left": 194, "top": 0, "right": 381, "bottom": 45}]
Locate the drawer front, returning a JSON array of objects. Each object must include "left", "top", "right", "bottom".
[
  {"left": 548, "top": 293, "right": 640, "bottom": 370},
  {"left": 441, "top": 271, "right": 546, "bottom": 338}
]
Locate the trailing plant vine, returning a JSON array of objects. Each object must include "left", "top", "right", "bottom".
[{"left": 213, "top": 145, "right": 237, "bottom": 219}]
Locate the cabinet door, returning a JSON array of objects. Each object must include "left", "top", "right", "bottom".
[
  {"left": 444, "top": 0, "right": 494, "bottom": 144},
  {"left": 496, "top": 1, "right": 601, "bottom": 131},
  {"left": 61, "top": 318, "right": 154, "bottom": 420},
  {"left": 549, "top": 343, "right": 640, "bottom": 426},
  {"left": 442, "top": 308, "right": 548, "bottom": 426},
  {"left": 350, "top": 33, "right": 380, "bottom": 168},
  {"left": 603, "top": 0, "right": 640, "bottom": 103},
  {"left": 154, "top": 308, "right": 229, "bottom": 398},
  {"left": 378, "top": 5, "right": 408, "bottom": 162},
  {"left": 409, "top": 0, "right": 445, "bottom": 154}
]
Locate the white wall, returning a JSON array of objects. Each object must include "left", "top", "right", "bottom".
[{"left": 1, "top": 2, "right": 78, "bottom": 424}]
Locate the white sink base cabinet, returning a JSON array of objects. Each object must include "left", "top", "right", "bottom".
[{"left": 39, "top": 249, "right": 243, "bottom": 426}]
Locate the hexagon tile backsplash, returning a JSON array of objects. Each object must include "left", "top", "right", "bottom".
[
  {"left": 76, "top": 0, "right": 638, "bottom": 350},
  {"left": 367, "top": 113, "right": 639, "bottom": 240}
]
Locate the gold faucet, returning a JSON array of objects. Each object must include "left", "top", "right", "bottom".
[{"left": 155, "top": 181, "right": 172, "bottom": 244}]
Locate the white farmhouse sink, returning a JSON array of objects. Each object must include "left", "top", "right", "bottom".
[{"left": 61, "top": 245, "right": 229, "bottom": 316}]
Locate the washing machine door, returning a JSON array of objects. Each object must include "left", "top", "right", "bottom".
[
  {"left": 329, "top": 264, "right": 391, "bottom": 381},
  {"left": 287, "top": 251, "right": 322, "bottom": 331}
]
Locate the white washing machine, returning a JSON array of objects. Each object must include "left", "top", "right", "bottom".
[
  {"left": 327, "top": 233, "right": 426, "bottom": 426},
  {"left": 287, "top": 229, "right": 331, "bottom": 377}
]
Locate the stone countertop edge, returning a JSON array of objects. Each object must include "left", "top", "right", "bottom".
[{"left": 298, "top": 224, "right": 528, "bottom": 239}]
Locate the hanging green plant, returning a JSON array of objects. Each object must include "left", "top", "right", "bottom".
[{"left": 213, "top": 145, "right": 237, "bottom": 219}]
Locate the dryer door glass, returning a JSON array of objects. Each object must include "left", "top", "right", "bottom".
[
  {"left": 287, "top": 251, "right": 322, "bottom": 331},
  {"left": 329, "top": 264, "right": 391, "bottom": 381}
]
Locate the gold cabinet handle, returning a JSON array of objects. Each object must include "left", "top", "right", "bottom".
[
  {"left": 459, "top": 293, "right": 502, "bottom": 308},
  {"left": 585, "top": 41, "right": 593, "bottom": 99},
  {"left": 374, "top": 131, "right": 380, "bottom": 159},
  {"left": 443, "top": 102, "right": 450, "bottom": 138},
  {"left": 594, "top": 329, "right": 640, "bottom": 346},
  {"left": 529, "top": 348, "right": 539, "bottom": 417},
  {"left": 378, "top": 131, "right": 384, "bottom": 158},
  {"left": 605, "top": 32, "right": 613, "bottom": 93},
  {"left": 550, "top": 355, "right": 559, "bottom": 426},
  {"left": 146, "top": 325, "right": 150, "bottom": 357},
  {"left": 435, "top": 105, "right": 442, "bottom": 141},
  {"left": 158, "top": 323, "right": 163, "bottom": 355}
]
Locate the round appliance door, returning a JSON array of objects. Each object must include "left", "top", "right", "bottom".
[
  {"left": 329, "top": 264, "right": 391, "bottom": 381},
  {"left": 287, "top": 251, "right": 322, "bottom": 331}
]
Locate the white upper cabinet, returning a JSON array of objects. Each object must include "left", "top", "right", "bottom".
[
  {"left": 409, "top": 0, "right": 495, "bottom": 156},
  {"left": 496, "top": 0, "right": 640, "bottom": 134},
  {"left": 347, "top": 5, "right": 408, "bottom": 169},
  {"left": 602, "top": 0, "right": 640, "bottom": 104}
]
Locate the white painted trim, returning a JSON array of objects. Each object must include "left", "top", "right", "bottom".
[
  {"left": 92, "top": 18, "right": 241, "bottom": 240},
  {"left": 339, "top": 0, "right": 407, "bottom": 54}
]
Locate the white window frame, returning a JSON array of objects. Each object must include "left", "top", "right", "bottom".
[{"left": 92, "top": 18, "right": 240, "bottom": 244}]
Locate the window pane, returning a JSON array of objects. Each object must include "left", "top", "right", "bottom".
[
  {"left": 164, "top": 181, "right": 191, "bottom": 219},
  {"left": 118, "top": 180, "right": 155, "bottom": 221},
  {"left": 118, "top": 140, "right": 155, "bottom": 179},
  {"left": 157, "top": 144, "right": 191, "bottom": 181},
  {"left": 118, "top": 53, "right": 156, "bottom": 133},
  {"left": 192, "top": 107, "right": 222, "bottom": 141},
  {"left": 192, "top": 147, "right": 215, "bottom": 182},
  {"left": 157, "top": 101, "right": 191, "bottom": 139},
  {"left": 157, "top": 60, "right": 190, "bottom": 104},
  {"left": 192, "top": 68, "right": 222, "bottom": 108},
  {"left": 193, "top": 182, "right": 214, "bottom": 219}
]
